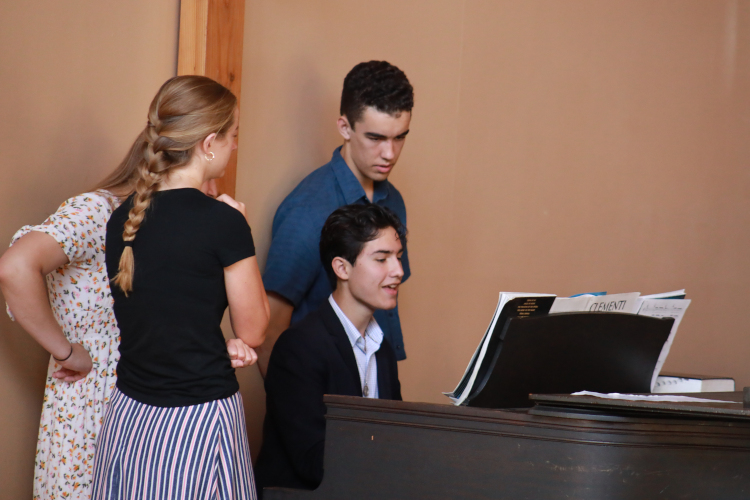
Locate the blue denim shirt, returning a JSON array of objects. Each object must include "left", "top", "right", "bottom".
[{"left": 263, "top": 147, "right": 410, "bottom": 360}]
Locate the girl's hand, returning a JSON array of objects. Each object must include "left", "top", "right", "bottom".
[
  {"left": 216, "top": 194, "right": 247, "bottom": 218},
  {"left": 226, "top": 338, "right": 258, "bottom": 368},
  {"left": 51, "top": 343, "right": 93, "bottom": 382}
]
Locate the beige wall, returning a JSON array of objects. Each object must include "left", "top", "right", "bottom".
[
  {"left": 236, "top": 0, "right": 750, "bottom": 451},
  {"left": 0, "top": 1, "right": 180, "bottom": 498},
  {"left": 2, "top": 1, "right": 750, "bottom": 498}
]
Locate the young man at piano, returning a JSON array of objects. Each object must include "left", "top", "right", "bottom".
[
  {"left": 257, "top": 60, "right": 413, "bottom": 376},
  {"left": 254, "top": 204, "right": 404, "bottom": 495}
]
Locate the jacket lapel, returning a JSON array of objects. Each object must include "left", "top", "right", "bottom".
[
  {"left": 320, "top": 301, "right": 362, "bottom": 396},
  {"left": 375, "top": 346, "right": 392, "bottom": 400}
]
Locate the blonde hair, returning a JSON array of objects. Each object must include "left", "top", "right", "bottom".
[{"left": 113, "top": 75, "right": 237, "bottom": 296}]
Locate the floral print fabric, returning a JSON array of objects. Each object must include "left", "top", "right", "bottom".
[{"left": 7, "top": 191, "right": 121, "bottom": 500}]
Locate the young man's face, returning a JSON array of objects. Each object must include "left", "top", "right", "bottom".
[
  {"left": 338, "top": 107, "right": 411, "bottom": 184},
  {"left": 346, "top": 226, "right": 404, "bottom": 312}
]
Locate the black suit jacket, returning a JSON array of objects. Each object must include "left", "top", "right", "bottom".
[{"left": 254, "top": 301, "right": 402, "bottom": 494}]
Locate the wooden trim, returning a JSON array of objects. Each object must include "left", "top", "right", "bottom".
[
  {"left": 177, "top": 0, "right": 208, "bottom": 76},
  {"left": 177, "top": 0, "right": 245, "bottom": 197}
]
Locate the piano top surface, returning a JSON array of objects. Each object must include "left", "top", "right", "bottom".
[
  {"left": 324, "top": 390, "right": 750, "bottom": 423},
  {"left": 529, "top": 391, "right": 750, "bottom": 421}
]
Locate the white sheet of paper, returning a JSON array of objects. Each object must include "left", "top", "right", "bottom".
[
  {"left": 550, "top": 292, "right": 641, "bottom": 314},
  {"left": 586, "top": 292, "right": 641, "bottom": 314},
  {"left": 549, "top": 296, "right": 594, "bottom": 313},
  {"left": 637, "top": 298, "right": 691, "bottom": 391},
  {"left": 633, "top": 290, "right": 686, "bottom": 314},
  {"left": 571, "top": 391, "right": 740, "bottom": 404}
]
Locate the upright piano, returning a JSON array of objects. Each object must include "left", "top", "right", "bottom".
[{"left": 264, "top": 392, "right": 750, "bottom": 500}]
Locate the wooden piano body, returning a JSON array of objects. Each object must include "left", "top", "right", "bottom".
[{"left": 264, "top": 393, "right": 750, "bottom": 500}]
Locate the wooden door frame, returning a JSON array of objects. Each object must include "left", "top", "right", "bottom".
[{"left": 178, "top": 0, "right": 245, "bottom": 197}]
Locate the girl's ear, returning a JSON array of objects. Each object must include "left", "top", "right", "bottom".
[{"left": 200, "top": 133, "right": 218, "bottom": 155}]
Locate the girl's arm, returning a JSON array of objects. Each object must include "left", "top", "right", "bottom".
[
  {"left": 224, "top": 256, "right": 270, "bottom": 348},
  {"left": 0, "top": 231, "right": 93, "bottom": 381}
]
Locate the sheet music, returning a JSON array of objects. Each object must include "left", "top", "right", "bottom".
[
  {"left": 550, "top": 292, "right": 641, "bottom": 314},
  {"left": 633, "top": 289, "right": 686, "bottom": 313},
  {"left": 572, "top": 391, "right": 739, "bottom": 404},
  {"left": 637, "top": 299, "right": 691, "bottom": 391},
  {"left": 586, "top": 292, "right": 641, "bottom": 314},
  {"left": 549, "top": 296, "right": 592, "bottom": 313}
]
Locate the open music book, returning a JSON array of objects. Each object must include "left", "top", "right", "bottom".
[
  {"left": 444, "top": 293, "right": 555, "bottom": 405},
  {"left": 445, "top": 290, "right": 690, "bottom": 405}
]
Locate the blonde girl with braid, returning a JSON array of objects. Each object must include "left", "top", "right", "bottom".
[
  {"left": 91, "top": 75, "right": 269, "bottom": 500},
  {"left": 0, "top": 92, "right": 254, "bottom": 500}
]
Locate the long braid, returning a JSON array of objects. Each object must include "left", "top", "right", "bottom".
[
  {"left": 112, "top": 117, "right": 166, "bottom": 296},
  {"left": 109, "top": 75, "right": 237, "bottom": 296}
]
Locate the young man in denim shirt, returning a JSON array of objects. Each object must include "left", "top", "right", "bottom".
[{"left": 258, "top": 61, "right": 414, "bottom": 375}]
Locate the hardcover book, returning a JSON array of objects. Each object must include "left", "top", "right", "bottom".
[{"left": 444, "top": 292, "right": 556, "bottom": 405}]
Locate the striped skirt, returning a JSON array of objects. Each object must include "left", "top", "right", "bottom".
[{"left": 91, "top": 388, "right": 256, "bottom": 500}]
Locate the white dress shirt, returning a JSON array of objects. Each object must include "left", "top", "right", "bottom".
[{"left": 328, "top": 295, "right": 383, "bottom": 398}]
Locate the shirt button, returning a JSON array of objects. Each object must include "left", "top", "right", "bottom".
[{"left": 389, "top": 312, "right": 394, "bottom": 317}]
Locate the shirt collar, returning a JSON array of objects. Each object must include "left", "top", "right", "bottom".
[
  {"left": 328, "top": 295, "right": 383, "bottom": 349},
  {"left": 330, "top": 146, "right": 391, "bottom": 205}
]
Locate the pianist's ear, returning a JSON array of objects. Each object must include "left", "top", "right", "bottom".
[{"left": 331, "top": 256, "right": 352, "bottom": 285}]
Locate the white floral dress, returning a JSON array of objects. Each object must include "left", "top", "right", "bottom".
[{"left": 7, "top": 191, "right": 121, "bottom": 500}]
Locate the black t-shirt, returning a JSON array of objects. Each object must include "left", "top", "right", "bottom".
[{"left": 106, "top": 188, "right": 255, "bottom": 407}]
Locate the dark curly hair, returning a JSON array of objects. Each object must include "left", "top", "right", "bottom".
[
  {"left": 320, "top": 204, "right": 407, "bottom": 289},
  {"left": 340, "top": 61, "right": 414, "bottom": 129}
]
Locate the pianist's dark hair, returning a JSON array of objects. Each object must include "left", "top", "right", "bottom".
[
  {"left": 319, "top": 204, "right": 407, "bottom": 289},
  {"left": 340, "top": 61, "right": 414, "bottom": 129}
]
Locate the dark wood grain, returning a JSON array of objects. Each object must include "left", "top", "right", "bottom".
[{"left": 264, "top": 395, "right": 750, "bottom": 500}]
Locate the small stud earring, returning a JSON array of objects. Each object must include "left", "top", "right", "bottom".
[{"left": 205, "top": 152, "right": 215, "bottom": 162}]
